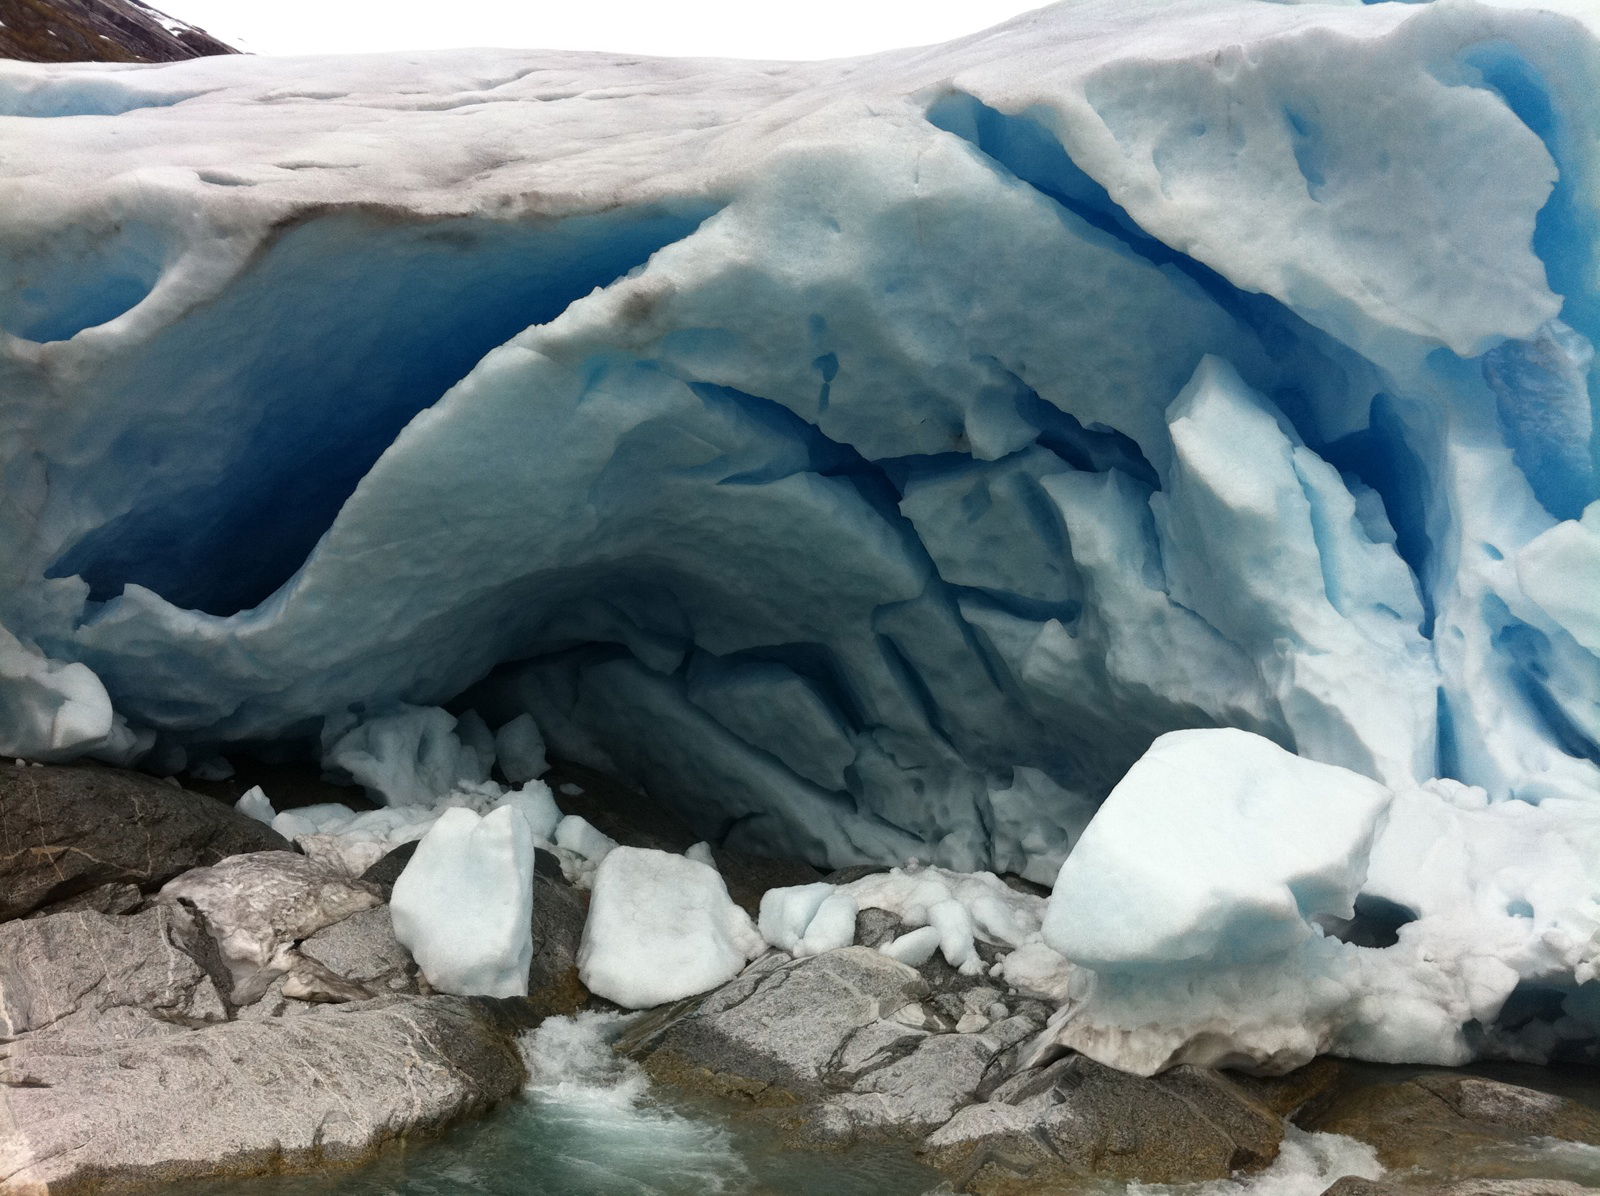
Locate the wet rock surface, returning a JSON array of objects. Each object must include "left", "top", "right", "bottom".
[
  {"left": 0, "top": 995, "right": 526, "bottom": 1196},
  {"left": 0, "top": 764, "right": 288, "bottom": 921},
  {"left": 10, "top": 760, "right": 1600, "bottom": 1195},
  {"left": 1302, "top": 1068, "right": 1600, "bottom": 1171},
  {"left": 1323, "top": 1180, "right": 1600, "bottom": 1196}
]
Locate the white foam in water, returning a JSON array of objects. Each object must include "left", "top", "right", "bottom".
[
  {"left": 518, "top": 1013, "right": 751, "bottom": 1194},
  {"left": 1123, "top": 1128, "right": 1382, "bottom": 1196}
]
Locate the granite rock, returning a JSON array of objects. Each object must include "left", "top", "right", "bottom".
[{"left": 0, "top": 764, "right": 287, "bottom": 922}]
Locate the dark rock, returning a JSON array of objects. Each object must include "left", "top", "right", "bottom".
[
  {"left": 25, "top": 881, "right": 143, "bottom": 919},
  {"left": 1234, "top": 1055, "right": 1347, "bottom": 1118},
  {"left": 1301, "top": 1068, "right": 1600, "bottom": 1171},
  {"left": 360, "top": 840, "right": 418, "bottom": 890},
  {"left": 713, "top": 847, "right": 824, "bottom": 917},
  {"left": 817, "top": 1031, "right": 1000, "bottom": 1143},
  {"left": 541, "top": 761, "right": 696, "bottom": 854},
  {"left": 1321, "top": 1182, "right": 1600, "bottom": 1196},
  {"left": 0, "top": 0, "right": 236, "bottom": 64},
  {"left": 528, "top": 848, "right": 591, "bottom": 1018},
  {"left": 924, "top": 1054, "right": 1285, "bottom": 1191},
  {"left": 854, "top": 907, "right": 905, "bottom": 948},
  {"left": 999, "top": 874, "right": 1050, "bottom": 900},
  {"left": 1319, "top": 1180, "right": 1392, "bottom": 1196},
  {"left": 0, "top": 995, "right": 526, "bottom": 1193},
  {"left": 0, "top": 906, "right": 225, "bottom": 1042},
  {"left": 0, "top": 763, "right": 289, "bottom": 923},
  {"left": 824, "top": 864, "right": 892, "bottom": 885}
]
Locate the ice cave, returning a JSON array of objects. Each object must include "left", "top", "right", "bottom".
[{"left": 2, "top": 0, "right": 1599, "bottom": 1189}]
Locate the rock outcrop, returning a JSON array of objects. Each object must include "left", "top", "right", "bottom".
[
  {"left": 0, "top": 905, "right": 224, "bottom": 1042},
  {"left": 0, "top": 764, "right": 288, "bottom": 921},
  {"left": 1303, "top": 1069, "right": 1600, "bottom": 1172},
  {"left": 1, "top": 995, "right": 525, "bottom": 1195},
  {"left": 0, "top": 765, "right": 530, "bottom": 1195},
  {"left": 159, "top": 851, "right": 384, "bottom": 1006},
  {"left": 0, "top": 0, "right": 235, "bottom": 64},
  {"left": 625, "top": 944, "right": 1284, "bottom": 1188}
]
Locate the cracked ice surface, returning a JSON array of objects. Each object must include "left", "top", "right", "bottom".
[{"left": 0, "top": 0, "right": 1598, "bottom": 1063}]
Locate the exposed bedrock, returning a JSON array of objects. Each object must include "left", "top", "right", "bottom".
[{"left": 0, "top": 0, "right": 1597, "bottom": 891}]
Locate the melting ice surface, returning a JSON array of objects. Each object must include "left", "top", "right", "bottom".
[{"left": 3, "top": 0, "right": 1600, "bottom": 1079}]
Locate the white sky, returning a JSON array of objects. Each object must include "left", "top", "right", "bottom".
[{"left": 161, "top": 1, "right": 1050, "bottom": 60}]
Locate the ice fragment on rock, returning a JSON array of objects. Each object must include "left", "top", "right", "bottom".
[
  {"left": 578, "top": 846, "right": 764, "bottom": 1008},
  {"left": 390, "top": 804, "right": 535, "bottom": 998}
]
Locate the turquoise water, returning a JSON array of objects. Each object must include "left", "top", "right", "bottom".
[
  {"left": 174, "top": 1018, "right": 1600, "bottom": 1196},
  {"left": 176, "top": 1012, "right": 947, "bottom": 1196}
]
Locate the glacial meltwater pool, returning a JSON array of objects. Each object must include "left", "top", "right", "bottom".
[{"left": 176, "top": 1015, "right": 1600, "bottom": 1196}]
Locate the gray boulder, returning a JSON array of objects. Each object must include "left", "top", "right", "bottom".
[
  {"left": 0, "top": 906, "right": 225, "bottom": 1042},
  {"left": 297, "top": 906, "right": 419, "bottom": 996},
  {"left": 923, "top": 1054, "right": 1283, "bottom": 1191},
  {"left": 639, "top": 947, "right": 928, "bottom": 1099},
  {"left": 0, "top": 995, "right": 526, "bottom": 1194},
  {"left": 1322, "top": 1181, "right": 1600, "bottom": 1196},
  {"left": 1302, "top": 1069, "right": 1600, "bottom": 1172},
  {"left": 0, "top": 763, "right": 288, "bottom": 922},
  {"left": 159, "top": 852, "right": 383, "bottom": 1006}
]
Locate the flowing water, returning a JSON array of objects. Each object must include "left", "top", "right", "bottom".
[{"left": 178, "top": 1015, "right": 1600, "bottom": 1196}]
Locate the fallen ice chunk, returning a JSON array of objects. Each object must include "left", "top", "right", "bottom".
[
  {"left": 495, "top": 712, "right": 548, "bottom": 784},
  {"left": 0, "top": 625, "right": 144, "bottom": 764},
  {"left": 684, "top": 841, "right": 716, "bottom": 868},
  {"left": 578, "top": 846, "right": 764, "bottom": 1008},
  {"left": 234, "top": 785, "right": 275, "bottom": 825},
  {"left": 758, "top": 881, "right": 835, "bottom": 952},
  {"left": 928, "top": 897, "right": 980, "bottom": 974},
  {"left": 554, "top": 814, "right": 618, "bottom": 864},
  {"left": 1043, "top": 728, "right": 1392, "bottom": 968},
  {"left": 498, "top": 780, "right": 561, "bottom": 841},
  {"left": 324, "top": 704, "right": 492, "bottom": 806},
  {"left": 796, "top": 890, "right": 858, "bottom": 957},
  {"left": 390, "top": 804, "right": 535, "bottom": 998},
  {"left": 880, "top": 926, "right": 941, "bottom": 967}
]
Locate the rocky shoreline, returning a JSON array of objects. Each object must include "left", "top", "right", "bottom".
[{"left": 4, "top": 760, "right": 1599, "bottom": 1195}]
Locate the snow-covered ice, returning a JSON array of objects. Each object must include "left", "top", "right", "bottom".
[
  {"left": 577, "top": 846, "right": 765, "bottom": 1008},
  {"left": 1, "top": 0, "right": 1598, "bottom": 1069}
]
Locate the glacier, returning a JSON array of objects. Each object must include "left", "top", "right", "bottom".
[{"left": 1, "top": 0, "right": 1598, "bottom": 1070}]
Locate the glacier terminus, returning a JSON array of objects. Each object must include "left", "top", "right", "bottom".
[{"left": 2, "top": 0, "right": 1599, "bottom": 1091}]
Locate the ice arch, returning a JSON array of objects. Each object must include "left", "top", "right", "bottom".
[{"left": 0, "top": 0, "right": 1596, "bottom": 875}]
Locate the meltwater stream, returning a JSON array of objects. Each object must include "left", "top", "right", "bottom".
[
  {"left": 173, "top": 1012, "right": 947, "bottom": 1196},
  {"left": 173, "top": 1014, "right": 1600, "bottom": 1196}
]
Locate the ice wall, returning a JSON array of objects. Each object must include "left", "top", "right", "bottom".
[{"left": 0, "top": 0, "right": 1596, "bottom": 879}]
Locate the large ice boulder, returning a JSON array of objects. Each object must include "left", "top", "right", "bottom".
[
  {"left": 1032, "top": 730, "right": 1600, "bottom": 1075},
  {"left": 1043, "top": 729, "right": 1393, "bottom": 969},
  {"left": 390, "top": 805, "right": 536, "bottom": 998},
  {"left": 578, "top": 846, "right": 765, "bottom": 1008}
]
